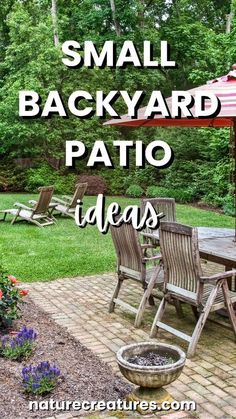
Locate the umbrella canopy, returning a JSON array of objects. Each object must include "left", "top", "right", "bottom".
[{"left": 104, "top": 67, "right": 236, "bottom": 128}]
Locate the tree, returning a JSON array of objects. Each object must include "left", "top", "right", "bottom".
[
  {"left": 109, "top": 0, "right": 121, "bottom": 36},
  {"left": 51, "top": 0, "right": 59, "bottom": 45}
]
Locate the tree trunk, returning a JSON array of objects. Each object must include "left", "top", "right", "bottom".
[
  {"left": 110, "top": 0, "right": 121, "bottom": 36},
  {"left": 226, "top": 0, "right": 235, "bottom": 33},
  {"left": 138, "top": 0, "right": 145, "bottom": 28},
  {"left": 51, "top": 0, "right": 59, "bottom": 46},
  {"left": 226, "top": 13, "right": 233, "bottom": 33}
]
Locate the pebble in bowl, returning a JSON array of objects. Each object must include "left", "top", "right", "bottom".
[{"left": 117, "top": 341, "right": 186, "bottom": 389}]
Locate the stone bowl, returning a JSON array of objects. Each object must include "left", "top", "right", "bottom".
[{"left": 116, "top": 342, "right": 186, "bottom": 389}]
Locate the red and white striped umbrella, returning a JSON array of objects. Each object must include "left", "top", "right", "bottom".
[{"left": 104, "top": 67, "right": 236, "bottom": 128}]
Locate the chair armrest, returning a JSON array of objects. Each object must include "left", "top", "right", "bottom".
[
  {"left": 62, "top": 195, "right": 71, "bottom": 201},
  {"left": 14, "top": 202, "right": 32, "bottom": 210},
  {"left": 140, "top": 231, "right": 159, "bottom": 239},
  {"left": 51, "top": 197, "right": 67, "bottom": 205},
  {"left": 28, "top": 200, "right": 57, "bottom": 209},
  {"left": 200, "top": 270, "right": 236, "bottom": 283},
  {"left": 143, "top": 254, "right": 162, "bottom": 262},
  {"left": 141, "top": 243, "right": 155, "bottom": 249}
]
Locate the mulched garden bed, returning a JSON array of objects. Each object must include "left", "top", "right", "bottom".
[{"left": 0, "top": 298, "right": 131, "bottom": 418}]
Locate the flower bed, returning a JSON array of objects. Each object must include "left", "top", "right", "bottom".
[
  {"left": 0, "top": 298, "right": 131, "bottom": 418},
  {"left": 0, "top": 272, "right": 28, "bottom": 328}
]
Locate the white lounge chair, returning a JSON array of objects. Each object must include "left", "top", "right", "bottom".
[{"left": 0, "top": 186, "right": 55, "bottom": 227}]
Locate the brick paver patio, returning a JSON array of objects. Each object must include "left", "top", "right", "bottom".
[{"left": 25, "top": 262, "right": 236, "bottom": 419}]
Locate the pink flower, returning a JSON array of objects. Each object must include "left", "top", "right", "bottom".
[
  {"left": 0, "top": 290, "right": 3, "bottom": 300},
  {"left": 8, "top": 275, "right": 19, "bottom": 285},
  {"left": 19, "top": 290, "right": 29, "bottom": 297}
]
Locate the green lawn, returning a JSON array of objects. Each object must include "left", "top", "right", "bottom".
[{"left": 0, "top": 193, "right": 234, "bottom": 282}]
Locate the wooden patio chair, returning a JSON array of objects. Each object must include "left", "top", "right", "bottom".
[
  {"left": 150, "top": 222, "right": 236, "bottom": 357},
  {"left": 51, "top": 182, "right": 88, "bottom": 219},
  {"left": 140, "top": 198, "right": 177, "bottom": 309},
  {"left": 0, "top": 186, "right": 55, "bottom": 227},
  {"left": 109, "top": 221, "right": 164, "bottom": 327},
  {"left": 141, "top": 197, "right": 176, "bottom": 245}
]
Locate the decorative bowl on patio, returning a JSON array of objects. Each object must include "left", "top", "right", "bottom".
[{"left": 117, "top": 342, "right": 186, "bottom": 413}]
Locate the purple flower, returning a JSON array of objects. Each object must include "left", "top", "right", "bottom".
[
  {"left": 21, "top": 361, "right": 61, "bottom": 394},
  {"left": 32, "top": 383, "right": 40, "bottom": 390},
  {"left": 1, "top": 326, "right": 37, "bottom": 349},
  {"left": 0, "top": 336, "right": 9, "bottom": 349},
  {"left": 1, "top": 327, "right": 37, "bottom": 360}
]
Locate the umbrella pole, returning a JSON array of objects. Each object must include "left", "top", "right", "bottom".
[{"left": 234, "top": 120, "right": 236, "bottom": 242}]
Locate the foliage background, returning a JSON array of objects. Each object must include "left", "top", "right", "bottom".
[{"left": 0, "top": 0, "right": 235, "bottom": 214}]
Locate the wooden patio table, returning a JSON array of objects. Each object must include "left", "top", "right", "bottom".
[
  {"left": 148, "top": 227, "right": 236, "bottom": 293},
  {"left": 148, "top": 227, "right": 235, "bottom": 267},
  {"left": 197, "top": 227, "right": 236, "bottom": 269}
]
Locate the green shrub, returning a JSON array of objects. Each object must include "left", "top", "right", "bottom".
[
  {"left": 123, "top": 168, "right": 157, "bottom": 191},
  {"left": 171, "top": 188, "right": 195, "bottom": 203},
  {"left": 108, "top": 177, "right": 125, "bottom": 195},
  {"left": 201, "top": 193, "right": 223, "bottom": 208},
  {"left": 99, "top": 168, "right": 126, "bottom": 195},
  {"left": 54, "top": 174, "right": 77, "bottom": 194},
  {"left": 25, "top": 164, "right": 77, "bottom": 194},
  {"left": 146, "top": 186, "right": 169, "bottom": 198},
  {"left": 0, "top": 163, "right": 28, "bottom": 192},
  {"left": 203, "top": 193, "right": 234, "bottom": 216},
  {"left": 146, "top": 186, "right": 194, "bottom": 203},
  {"left": 222, "top": 194, "right": 234, "bottom": 216},
  {"left": 126, "top": 184, "right": 144, "bottom": 198},
  {"left": 100, "top": 167, "right": 157, "bottom": 195},
  {"left": 0, "top": 175, "right": 8, "bottom": 191}
]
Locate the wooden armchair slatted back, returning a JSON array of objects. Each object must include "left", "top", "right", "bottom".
[
  {"left": 110, "top": 222, "right": 143, "bottom": 276},
  {"left": 109, "top": 221, "right": 165, "bottom": 327},
  {"left": 70, "top": 183, "right": 88, "bottom": 208},
  {"left": 160, "top": 222, "right": 202, "bottom": 299},
  {"left": 141, "top": 198, "right": 176, "bottom": 236},
  {"left": 34, "top": 186, "right": 54, "bottom": 214}
]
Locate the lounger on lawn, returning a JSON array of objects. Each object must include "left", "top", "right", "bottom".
[
  {"left": 0, "top": 186, "right": 55, "bottom": 227},
  {"left": 51, "top": 182, "right": 87, "bottom": 219}
]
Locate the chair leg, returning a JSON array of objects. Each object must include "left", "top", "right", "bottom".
[
  {"left": 148, "top": 295, "right": 155, "bottom": 306},
  {"left": 191, "top": 305, "right": 199, "bottom": 321},
  {"left": 11, "top": 213, "right": 19, "bottom": 225},
  {"left": 0, "top": 212, "right": 7, "bottom": 221},
  {"left": 134, "top": 290, "right": 150, "bottom": 328},
  {"left": 31, "top": 220, "right": 44, "bottom": 227},
  {"left": 173, "top": 299, "right": 184, "bottom": 318},
  {"left": 187, "top": 285, "right": 219, "bottom": 358},
  {"left": 44, "top": 215, "right": 56, "bottom": 224},
  {"left": 222, "top": 281, "right": 236, "bottom": 337},
  {"left": 49, "top": 213, "right": 57, "bottom": 222},
  {"left": 134, "top": 266, "right": 161, "bottom": 328},
  {"left": 150, "top": 296, "right": 167, "bottom": 338},
  {"left": 109, "top": 276, "right": 123, "bottom": 313},
  {"left": 48, "top": 208, "right": 54, "bottom": 216}
]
